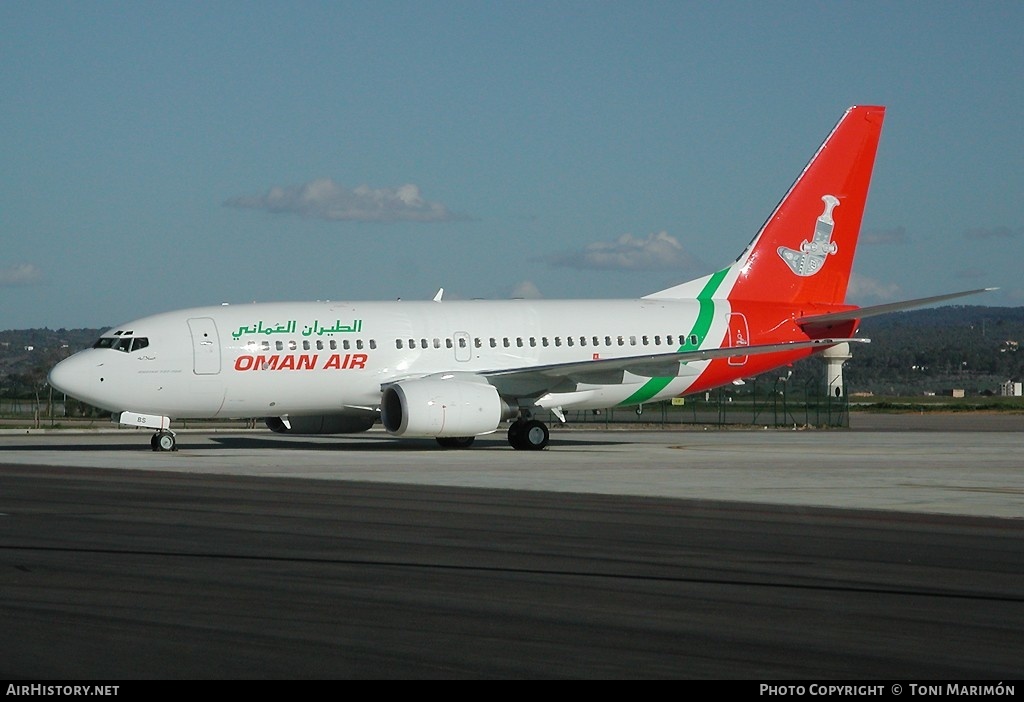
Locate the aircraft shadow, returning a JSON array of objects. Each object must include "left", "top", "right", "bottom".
[
  {"left": 0, "top": 441, "right": 154, "bottom": 453},
  {"left": 0, "top": 433, "right": 623, "bottom": 453},
  {"left": 208, "top": 434, "right": 623, "bottom": 451}
]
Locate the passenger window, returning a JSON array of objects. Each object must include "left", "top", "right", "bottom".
[
  {"left": 396, "top": 339, "right": 404, "bottom": 349},
  {"left": 529, "top": 337, "right": 536, "bottom": 347},
  {"left": 542, "top": 337, "right": 549, "bottom": 347},
  {"left": 288, "top": 340, "right": 297, "bottom": 351},
  {"left": 605, "top": 336, "right": 611, "bottom": 346},
  {"left": 654, "top": 335, "right": 661, "bottom": 345},
  {"left": 489, "top": 338, "right": 496, "bottom": 348},
  {"left": 554, "top": 337, "right": 562, "bottom": 347},
  {"left": 516, "top": 337, "right": 523, "bottom": 348},
  {"left": 433, "top": 338, "right": 440, "bottom": 349},
  {"left": 316, "top": 340, "right": 324, "bottom": 351},
  {"left": 472, "top": 338, "right": 479, "bottom": 348},
  {"left": 357, "top": 340, "right": 364, "bottom": 350},
  {"left": 369, "top": 340, "right": 377, "bottom": 350},
  {"left": 458, "top": 338, "right": 467, "bottom": 348},
  {"left": 262, "top": 341, "right": 271, "bottom": 352},
  {"left": 343, "top": 340, "right": 351, "bottom": 350},
  {"left": 642, "top": 335, "right": 649, "bottom": 345},
  {"left": 666, "top": 335, "right": 674, "bottom": 346},
  {"left": 330, "top": 340, "right": 337, "bottom": 350},
  {"left": 302, "top": 340, "right": 310, "bottom": 351},
  {"left": 503, "top": 338, "right": 510, "bottom": 348},
  {"left": 617, "top": 336, "right": 624, "bottom": 346},
  {"left": 689, "top": 334, "right": 699, "bottom": 346},
  {"left": 275, "top": 341, "right": 284, "bottom": 351},
  {"left": 409, "top": 339, "right": 416, "bottom": 349},
  {"left": 566, "top": 337, "right": 573, "bottom": 347},
  {"left": 420, "top": 338, "right": 427, "bottom": 349}
]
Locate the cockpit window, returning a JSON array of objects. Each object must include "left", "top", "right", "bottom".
[{"left": 93, "top": 335, "right": 150, "bottom": 352}]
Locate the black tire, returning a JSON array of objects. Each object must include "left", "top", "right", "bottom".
[
  {"left": 155, "top": 432, "right": 176, "bottom": 452},
  {"left": 510, "top": 419, "right": 548, "bottom": 450}
]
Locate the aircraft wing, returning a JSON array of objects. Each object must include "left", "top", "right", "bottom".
[{"left": 479, "top": 337, "right": 868, "bottom": 396}]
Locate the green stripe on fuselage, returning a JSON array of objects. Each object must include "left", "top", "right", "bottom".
[{"left": 619, "top": 268, "right": 729, "bottom": 406}]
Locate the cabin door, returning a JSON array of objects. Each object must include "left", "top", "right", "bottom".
[{"left": 187, "top": 317, "right": 222, "bottom": 375}]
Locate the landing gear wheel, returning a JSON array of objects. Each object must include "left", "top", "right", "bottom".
[
  {"left": 152, "top": 431, "right": 177, "bottom": 452},
  {"left": 508, "top": 421, "right": 524, "bottom": 448},
  {"left": 509, "top": 419, "right": 549, "bottom": 450},
  {"left": 436, "top": 436, "right": 475, "bottom": 449}
]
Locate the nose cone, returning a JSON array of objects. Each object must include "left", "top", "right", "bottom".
[
  {"left": 47, "top": 356, "right": 79, "bottom": 396},
  {"left": 48, "top": 352, "right": 104, "bottom": 407}
]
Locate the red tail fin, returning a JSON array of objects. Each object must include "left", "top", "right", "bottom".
[{"left": 729, "top": 105, "right": 885, "bottom": 306}]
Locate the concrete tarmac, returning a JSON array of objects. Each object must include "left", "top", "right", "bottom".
[
  {"left": 1, "top": 417, "right": 1022, "bottom": 517},
  {"left": 0, "top": 417, "right": 1021, "bottom": 678}
]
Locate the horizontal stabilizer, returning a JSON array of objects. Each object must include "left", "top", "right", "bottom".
[{"left": 796, "top": 288, "right": 995, "bottom": 327}]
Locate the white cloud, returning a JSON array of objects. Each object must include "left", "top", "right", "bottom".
[
  {"left": 847, "top": 273, "right": 901, "bottom": 302},
  {"left": 508, "top": 280, "right": 543, "bottom": 299},
  {"left": 549, "top": 231, "right": 703, "bottom": 272},
  {"left": 861, "top": 226, "right": 908, "bottom": 245},
  {"left": 0, "top": 263, "right": 42, "bottom": 287},
  {"left": 964, "top": 226, "right": 1022, "bottom": 240},
  {"left": 225, "top": 178, "right": 463, "bottom": 223}
]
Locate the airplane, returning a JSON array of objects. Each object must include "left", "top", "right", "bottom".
[{"left": 48, "top": 105, "right": 988, "bottom": 452}]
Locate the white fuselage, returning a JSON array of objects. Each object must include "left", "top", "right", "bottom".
[{"left": 49, "top": 297, "right": 731, "bottom": 420}]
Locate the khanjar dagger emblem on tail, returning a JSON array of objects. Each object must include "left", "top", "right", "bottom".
[{"left": 778, "top": 195, "right": 839, "bottom": 276}]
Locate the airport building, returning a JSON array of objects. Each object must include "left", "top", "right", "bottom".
[{"left": 1000, "top": 380, "right": 1023, "bottom": 397}]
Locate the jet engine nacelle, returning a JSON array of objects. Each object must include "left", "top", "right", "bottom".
[
  {"left": 381, "top": 377, "right": 514, "bottom": 437},
  {"left": 265, "top": 411, "right": 377, "bottom": 435}
]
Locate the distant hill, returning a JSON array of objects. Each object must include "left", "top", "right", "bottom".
[
  {"left": 0, "top": 327, "right": 105, "bottom": 398},
  {"left": 845, "top": 306, "right": 1024, "bottom": 395},
  {"left": 1, "top": 306, "right": 1022, "bottom": 399}
]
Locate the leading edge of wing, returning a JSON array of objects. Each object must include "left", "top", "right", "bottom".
[{"left": 482, "top": 337, "right": 869, "bottom": 385}]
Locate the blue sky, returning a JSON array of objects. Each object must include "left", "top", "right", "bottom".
[{"left": 2, "top": 1, "right": 1022, "bottom": 329}]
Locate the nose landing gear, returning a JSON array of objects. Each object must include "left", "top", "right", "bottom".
[{"left": 151, "top": 430, "right": 177, "bottom": 452}]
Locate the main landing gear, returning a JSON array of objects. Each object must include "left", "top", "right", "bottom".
[
  {"left": 507, "top": 418, "right": 549, "bottom": 451},
  {"left": 150, "top": 430, "right": 177, "bottom": 452}
]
